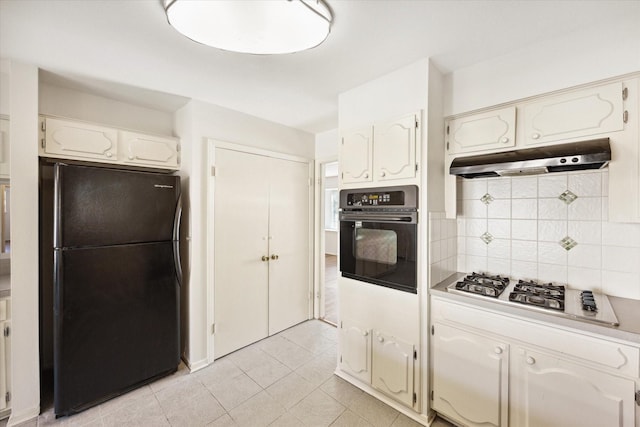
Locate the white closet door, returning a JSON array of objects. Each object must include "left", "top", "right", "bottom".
[
  {"left": 267, "top": 157, "right": 311, "bottom": 335},
  {"left": 214, "top": 148, "right": 270, "bottom": 358}
]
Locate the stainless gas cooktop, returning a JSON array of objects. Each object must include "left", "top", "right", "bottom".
[{"left": 446, "top": 273, "right": 619, "bottom": 327}]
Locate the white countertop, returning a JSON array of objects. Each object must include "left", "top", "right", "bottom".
[
  {"left": 0, "top": 274, "right": 10, "bottom": 298},
  {"left": 431, "top": 273, "right": 640, "bottom": 345}
]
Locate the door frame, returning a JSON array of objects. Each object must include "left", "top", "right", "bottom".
[
  {"left": 206, "top": 139, "right": 314, "bottom": 363},
  {"left": 313, "top": 156, "right": 338, "bottom": 321}
]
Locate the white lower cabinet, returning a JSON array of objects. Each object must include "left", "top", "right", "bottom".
[
  {"left": 372, "top": 331, "right": 415, "bottom": 407},
  {"left": 431, "top": 297, "right": 639, "bottom": 427},
  {"left": 432, "top": 323, "right": 508, "bottom": 427},
  {"left": 511, "top": 347, "right": 636, "bottom": 427},
  {"left": 340, "top": 320, "right": 417, "bottom": 408},
  {"left": 339, "top": 319, "right": 372, "bottom": 383}
]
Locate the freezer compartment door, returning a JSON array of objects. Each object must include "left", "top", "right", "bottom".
[
  {"left": 54, "top": 163, "right": 180, "bottom": 248},
  {"left": 53, "top": 242, "right": 179, "bottom": 416}
]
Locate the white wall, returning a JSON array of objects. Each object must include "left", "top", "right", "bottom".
[
  {"left": 339, "top": 59, "right": 429, "bottom": 131},
  {"left": 315, "top": 128, "right": 339, "bottom": 160},
  {"left": 7, "top": 61, "right": 40, "bottom": 426},
  {"left": 444, "top": 21, "right": 640, "bottom": 116},
  {"left": 175, "top": 99, "right": 314, "bottom": 369},
  {"left": 39, "top": 84, "right": 174, "bottom": 135}
]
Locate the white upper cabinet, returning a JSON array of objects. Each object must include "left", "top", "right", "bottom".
[
  {"left": 340, "top": 112, "right": 420, "bottom": 187},
  {"left": 446, "top": 107, "right": 516, "bottom": 154},
  {"left": 340, "top": 127, "right": 373, "bottom": 184},
  {"left": 0, "top": 118, "right": 10, "bottom": 179},
  {"left": 121, "top": 131, "right": 179, "bottom": 169},
  {"left": 373, "top": 114, "right": 418, "bottom": 181},
  {"left": 40, "top": 116, "right": 180, "bottom": 171},
  {"left": 43, "top": 117, "right": 118, "bottom": 162},
  {"left": 522, "top": 81, "right": 624, "bottom": 146}
]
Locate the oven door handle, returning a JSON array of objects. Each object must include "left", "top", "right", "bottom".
[{"left": 340, "top": 214, "right": 416, "bottom": 223}]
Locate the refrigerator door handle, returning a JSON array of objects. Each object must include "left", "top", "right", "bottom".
[{"left": 173, "top": 194, "right": 183, "bottom": 286}]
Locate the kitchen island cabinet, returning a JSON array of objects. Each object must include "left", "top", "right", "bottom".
[{"left": 430, "top": 294, "right": 640, "bottom": 427}]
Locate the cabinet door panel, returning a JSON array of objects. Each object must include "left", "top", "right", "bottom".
[
  {"left": 340, "top": 319, "right": 372, "bottom": 384},
  {"left": 340, "top": 128, "right": 373, "bottom": 184},
  {"left": 44, "top": 118, "right": 117, "bottom": 161},
  {"left": 374, "top": 114, "right": 417, "bottom": 181},
  {"left": 432, "top": 323, "right": 508, "bottom": 427},
  {"left": 121, "top": 131, "right": 179, "bottom": 169},
  {"left": 447, "top": 107, "right": 516, "bottom": 154},
  {"left": 268, "top": 157, "right": 311, "bottom": 335},
  {"left": 372, "top": 331, "right": 414, "bottom": 407},
  {"left": 523, "top": 82, "right": 624, "bottom": 145},
  {"left": 512, "top": 348, "right": 635, "bottom": 427}
]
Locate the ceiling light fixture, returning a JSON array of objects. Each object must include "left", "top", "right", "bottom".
[{"left": 164, "top": 0, "right": 333, "bottom": 55}]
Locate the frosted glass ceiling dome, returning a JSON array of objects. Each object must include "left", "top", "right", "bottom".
[{"left": 164, "top": 0, "right": 333, "bottom": 55}]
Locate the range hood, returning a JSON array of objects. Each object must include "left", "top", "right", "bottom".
[{"left": 450, "top": 138, "right": 611, "bottom": 179}]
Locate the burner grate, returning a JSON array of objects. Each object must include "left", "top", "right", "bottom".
[
  {"left": 454, "top": 272, "right": 509, "bottom": 298},
  {"left": 509, "top": 280, "right": 565, "bottom": 311}
]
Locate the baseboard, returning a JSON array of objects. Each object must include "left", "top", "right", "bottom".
[
  {"left": 7, "top": 403, "right": 39, "bottom": 427},
  {"left": 182, "top": 355, "right": 209, "bottom": 373}
]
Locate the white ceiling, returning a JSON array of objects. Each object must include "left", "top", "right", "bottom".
[{"left": 1, "top": 1, "right": 638, "bottom": 134}]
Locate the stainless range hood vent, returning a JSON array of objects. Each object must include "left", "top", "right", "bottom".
[{"left": 450, "top": 138, "right": 611, "bottom": 179}]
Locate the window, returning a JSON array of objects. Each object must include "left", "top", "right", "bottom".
[{"left": 324, "top": 188, "right": 339, "bottom": 231}]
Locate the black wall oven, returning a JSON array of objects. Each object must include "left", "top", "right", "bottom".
[{"left": 339, "top": 185, "right": 418, "bottom": 293}]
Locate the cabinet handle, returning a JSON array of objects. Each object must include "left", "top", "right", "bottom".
[
  {"left": 378, "top": 336, "right": 384, "bottom": 343},
  {"left": 501, "top": 137, "right": 509, "bottom": 144},
  {"left": 380, "top": 171, "right": 386, "bottom": 177},
  {"left": 261, "top": 256, "right": 269, "bottom": 262},
  {"left": 532, "top": 133, "right": 540, "bottom": 140},
  {"left": 526, "top": 356, "right": 536, "bottom": 365},
  {"left": 271, "top": 254, "right": 279, "bottom": 260},
  {"left": 494, "top": 346, "right": 503, "bottom": 354}
]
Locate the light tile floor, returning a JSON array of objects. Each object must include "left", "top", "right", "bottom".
[{"left": 5, "top": 320, "right": 454, "bottom": 427}]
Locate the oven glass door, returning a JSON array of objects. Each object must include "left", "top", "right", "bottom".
[{"left": 340, "top": 217, "right": 417, "bottom": 293}]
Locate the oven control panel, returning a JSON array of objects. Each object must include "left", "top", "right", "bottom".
[
  {"left": 340, "top": 185, "right": 419, "bottom": 210},
  {"left": 345, "top": 190, "right": 404, "bottom": 207}
]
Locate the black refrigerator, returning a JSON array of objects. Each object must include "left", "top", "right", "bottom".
[{"left": 40, "top": 162, "right": 182, "bottom": 417}]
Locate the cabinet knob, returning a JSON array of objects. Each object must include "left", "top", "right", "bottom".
[
  {"left": 261, "top": 256, "right": 269, "bottom": 262},
  {"left": 128, "top": 155, "right": 134, "bottom": 160},
  {"left": 380, "top": 171, "right": 386, "bottom": 177},
  {"left": 501, "top": 137, "right": 509, "bottom": 144},
  {"left": 377, "top": 336, "right": 384, "bottom": 343},
  {"left": 532, "top": 133, "right": 541, "bottom": 140},
  {"left": 364, "top": 172, "right": 369, "bottom": 178},
  {"left": 362, "top": 331, "right": 368, "bottom": 337},
  {"left": 106, "top": 152, "right": 113, "bottom": 158},
  {"left": 494, "top": 347, "right": 503, "bottom": 354},
  {"left": 271, "top": 254, "right": 279, "bottom": 260},
  {"left": 526, "top": 356, "right": 536, "bottom": 365}
]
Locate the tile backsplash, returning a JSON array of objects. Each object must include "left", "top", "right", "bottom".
[{"left": 446, "top": 169, "right": 640, "bottom": 300}]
